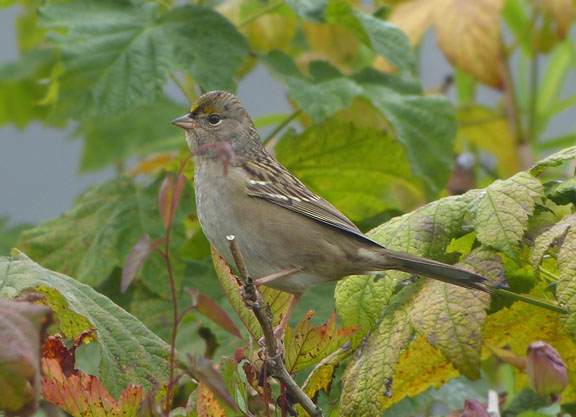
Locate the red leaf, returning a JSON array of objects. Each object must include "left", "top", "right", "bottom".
[
  {"left": 41, "top": 330, "right": 96, "bottom": 376},
  {"left": 158, "top": 173, "right": 187, "bottom": 229},
  {"left": 158, "top": 174, "right": 174, "bottom": 229},
  {"left": 185, "top": 288, "right": 242, "bottom": 339},
  {"left": 41, "top": 333, "right": 142, "bottom": 417},
  {"left": 121, "top": 235, "right": 164, "bottom": 293},
  {"left": 42, "top": 358, "right": 143, "bottom": 417}
]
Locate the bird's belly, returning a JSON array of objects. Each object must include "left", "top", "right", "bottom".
[
  {"left": 194, "top": 169, "right": 343, "bottom": 293},
  {"left": 194, "top": 161, "right": 361, "bottom": 293}
]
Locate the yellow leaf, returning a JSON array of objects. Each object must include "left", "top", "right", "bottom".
[
  {"left": 434, "top": 0, "right": 506, "bottom": 88},
  {"left": 381, "top": 335, "right": 460, "bottom": 409},
  {"left": 457, "top": 106, "right": 520, "bottom": 176},
  {"left": 340, "top": 289, "right": 416, "bottom": 417},
  {"left": 483, "top": 300, "right": 576, "bottom": 402},
  {"left": 408, "top": 280, "right": 490, "bottom": 379},
  {"left": 557, "top": 227, "right": 576, "bottom": 341},
  {"left": 388, "top": 0, "right": 436, "bottom": 45},
  {"left": 245, "top": 14, "right": 297, "bottom": 52},
  {"left": 302, "top": 23, "right": 364, "bottom": 70},
  {"left": 128, "top": 153, "right": 178, "bottom": 177},
  {"left": 540, "top": 0, "right": 575, "bottom": 38},
  {"left": 197, "top": 382, "right": 227, "bottom": 417},
  {"left": 302, "top": 345, "right": 351, "bottom": 401},
  {"left": 211, "top": 248, "right": 293, "bottom": 340}
]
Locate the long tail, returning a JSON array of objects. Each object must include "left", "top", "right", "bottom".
[{"left": 377, "top": 248, "right": 496, "bottom": 293}]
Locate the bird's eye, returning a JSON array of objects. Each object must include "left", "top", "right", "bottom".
[{"left": 208, "top": 114, "right": 221, "bottom": 125}]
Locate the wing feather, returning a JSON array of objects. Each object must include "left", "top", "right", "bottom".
[{"left": 241, "top": 156, "right": 382, "bottom": 247}]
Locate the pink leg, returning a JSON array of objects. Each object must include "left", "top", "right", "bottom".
[{"left": 255, "top": 268, "right": 299, "bottom": 287}]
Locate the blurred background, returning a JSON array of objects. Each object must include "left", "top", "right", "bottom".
[{"left": 2, "top": 3, "right": 574, "bottom": 228}]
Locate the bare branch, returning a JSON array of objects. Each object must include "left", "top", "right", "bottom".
[{"left": 226, "top": 235, "right": 324, "bottom": 417}]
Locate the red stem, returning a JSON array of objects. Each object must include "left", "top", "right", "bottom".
[{"left": 163, "top": 154, "right": 193, "bottom": 414}]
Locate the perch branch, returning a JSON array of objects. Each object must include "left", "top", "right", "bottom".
[{"left": 226, "top": 235, "right": 324, "bottom": 417}]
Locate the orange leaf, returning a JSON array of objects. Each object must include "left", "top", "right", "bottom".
[
  {"left": 41, "top": 335, "right": 143, "bottom": 417},
  {"left": 285, "top": 310, "right": 359, "bottom": 374},
  {"left": 129, "top": 152, "right": 177, "bottom": 176}
]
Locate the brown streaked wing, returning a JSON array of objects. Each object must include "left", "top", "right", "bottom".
[{"left": 241, "top": 157, "right": 383, "bottom": 247}]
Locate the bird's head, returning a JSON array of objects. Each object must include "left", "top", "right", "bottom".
[{"left": 172, "top": 91, "right": 261, "bottom": 158}]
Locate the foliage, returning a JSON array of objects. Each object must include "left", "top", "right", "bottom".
[{"left": 1, "top": 0, "right": 576, "bottom": 416}]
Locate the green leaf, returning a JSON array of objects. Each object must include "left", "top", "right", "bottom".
[
  {"left": 0, "top": 217, "right": 33, "bottom": 256},
  {"left": 219, "top": 357, "right": 249, "bottom": 415},
  {"left": 472, "top": 171, "right": 543, "bottom": 262},
  {"left": 73, "top": 98, "right": 185, "bottom": 173},
  {"left": 276, "top": 118, "right": 422, "bottom": 223},
  {"left": 407, "top": 279, "right": 490, "bottom": 379},
  {"left": 530, "top": 146, "right": 576, "bottom": 176},
  {"left": 532, "top": 213, "right": 576, "bottom": 274},
  {"left": 538, "top": 41, "right": 575, "bottom": 129},
  {"left": 164, "top": 5, "right": 249, "bottom": 92},
  {"left": 458, "top": 245, "right": 507, "bottom": 287},
  {"left": 262, "top": 51, "right": 362, "bottom": 123},
  {"left": 40, "top": 1, "right": 248, "bottom": 119},
  {"left": 325, "top": 0, "right": 414, "bottom": 71},
  {"left": 0, "top": 0, "right": 17, "bottom": 8},
  {"left": 284, "top": 311, "right": 357, "bottom": 374},
  {"left": 335, "top": 274, "right": 395, "bottom": 348},
  {"left": 545, "top": 178, "right": 576, "bottom": 206},
  {"left": 340, "top": 285, "right": 418, "bottom": 417},
  {"left": 353, "top": 69, "right": 457, "bottom": 196},
  {"left": 285, "top": 0, "right": 326, "bottom": 22},
  {"left": 0, "top": 254, "right": 171, "bottom": 399},
  {"left": 0, "top": 49, "right": 56, "bottom": 128},
  {"left": 369, "top": 194, "right": 469, "bottom": 284},
  {"left": 264, "top": 56, "right": 454, "bottom": 196},
  {"left": 557, "top": 227, "right": 576, "bottom": 341},
  {"left": 17, "top": 176, "right": 192, "bottom": 298}
]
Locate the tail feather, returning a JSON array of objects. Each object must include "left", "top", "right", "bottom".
[{"left": 378, "top": 249, "right": 493, "bottom": 293}]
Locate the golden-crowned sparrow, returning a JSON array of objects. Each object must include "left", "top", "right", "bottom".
[{"left": 172, "top": 91, "right": 491, "bottom": 317}]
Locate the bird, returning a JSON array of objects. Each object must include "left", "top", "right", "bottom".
[{"left": 172, "top": 90, "right": 492, "bottom": 329}]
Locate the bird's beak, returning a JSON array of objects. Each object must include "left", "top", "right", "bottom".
[{"left": 171, "top": 114, "right": 195, "bottom": 129}]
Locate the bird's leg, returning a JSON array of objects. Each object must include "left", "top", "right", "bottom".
[{"left": 254, "top": 268, "right": 299, "bottom": 286}]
